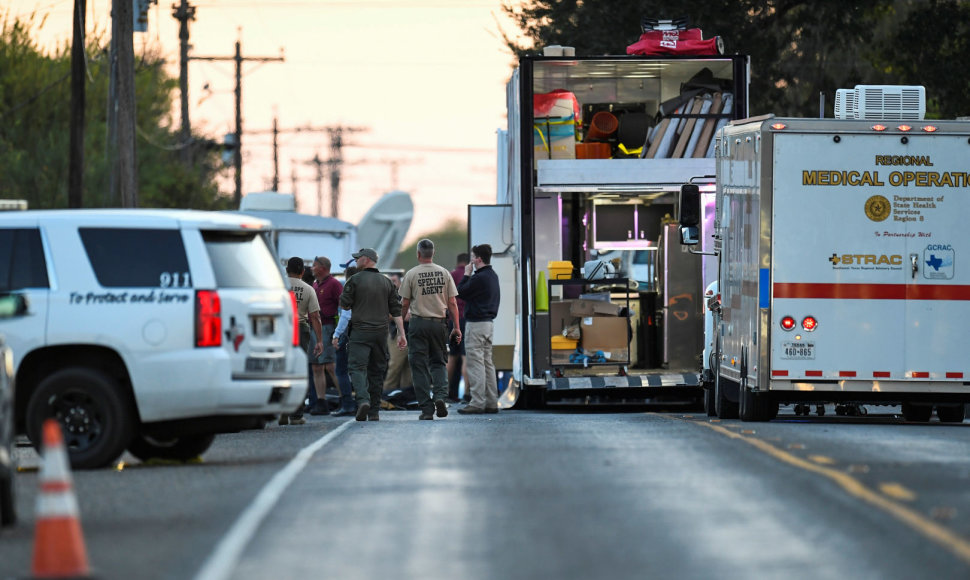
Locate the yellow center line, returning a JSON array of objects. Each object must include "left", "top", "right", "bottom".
[
  {"left": 674, "top": 416, "right": 970, "bottom": 565},
  {"left": 880, "top": 482, "right": 917, "bottom": 502}
]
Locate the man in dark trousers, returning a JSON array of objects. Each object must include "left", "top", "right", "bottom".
[
  {"left": 339, "top": 248, "right": 406, "bottom": 422},
  {"left": 456, "top": 244, "right": 501, "bottom": 414},
  {"left": 400, "top": 238, "right": 461, "bottom": 420}
]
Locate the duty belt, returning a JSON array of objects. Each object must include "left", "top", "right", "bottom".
[{"left": 412, "top": 315, "right": 445, "bottom": 321}]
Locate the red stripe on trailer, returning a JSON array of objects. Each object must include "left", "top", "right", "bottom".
[
  {"left": 773, "top": 283, "right": 970, "bottom": 301},
  {"left": 912, "top": 371, "right": 930, "bottom": 378},
  {"left": 772, "top": 370, "right": 788, "bottom": 377},
  {"left": 806, "top": 370, "right": 823, "bottom": 377},
  {"left": 946, "top": 372, "right": 963, "bottom": 379},
  {"left": 873, "top": 371, "right": 891, "bottom": 378},
  {"left": 839, "top": 371, "right": 857, "bottom": 377}
]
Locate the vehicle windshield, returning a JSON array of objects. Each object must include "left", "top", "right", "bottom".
[{"left": 203, "top": 231, "right": 285, "bottom": 289}]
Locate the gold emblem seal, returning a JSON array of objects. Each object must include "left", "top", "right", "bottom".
[{"left": 864, "top": 195, "right": 891, "bottom": 222}]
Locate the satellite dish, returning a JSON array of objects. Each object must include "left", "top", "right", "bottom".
[{"left": 357, "top": 190, "right": 413, "bottom": 269}]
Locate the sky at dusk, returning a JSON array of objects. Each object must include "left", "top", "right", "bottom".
[{"left": 7, "top": 0, "right": 522, "bottom": 242}]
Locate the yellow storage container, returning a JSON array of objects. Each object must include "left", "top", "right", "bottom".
[
  {"left": 550, "top": 335, "right": 579, "bottom": 350},
  {"left": 547, "top": 261, "right": 573, "bottom": 280}
]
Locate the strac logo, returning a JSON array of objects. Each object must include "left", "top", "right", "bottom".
[{"left": 829, "top": 253, "right": 903, "bottom": 266}]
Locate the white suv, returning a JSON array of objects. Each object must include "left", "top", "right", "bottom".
[{"left": 0, "top": 209, "right": 308, "bottom": 468}]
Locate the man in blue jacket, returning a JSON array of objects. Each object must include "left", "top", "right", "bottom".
[{"left": 456, "top": 244, "right": 501, "bottom": 414}]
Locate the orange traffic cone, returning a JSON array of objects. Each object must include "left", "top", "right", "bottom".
[{"left": 31, "top": 419, "right": 92, "bottom": 579}]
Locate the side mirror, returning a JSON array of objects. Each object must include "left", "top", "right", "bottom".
[
  {"left": 679, "top": 226, "right": 699, "bottom": 246},
  {"left": 678, "top": 183, "right": 700, "bottom": 227},
  {"left": 0, "top": 293, "right": 28, "bottom": 319}
]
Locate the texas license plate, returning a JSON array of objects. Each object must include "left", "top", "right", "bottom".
[
  {"left": 245, "top": 357, "right": 285, "bottom": 372},
  {"left": 781, "top": 342, "right": 815, "bottom": 360}
]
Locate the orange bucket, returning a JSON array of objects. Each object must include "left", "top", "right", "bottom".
[{"left": 585, "top": 111, "right": 619, "bottom": 140}]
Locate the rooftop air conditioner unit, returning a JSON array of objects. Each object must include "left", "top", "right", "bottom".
[
  {"left": 854, "top": 85, "right": 925, "bottom": 120},
  {"left": 834, "top": 89, "right": 856, "bottom": 119}
]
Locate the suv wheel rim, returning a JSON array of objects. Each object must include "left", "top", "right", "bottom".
[{"left": 51, "top": 390, "right": 104, "bottom": 452}]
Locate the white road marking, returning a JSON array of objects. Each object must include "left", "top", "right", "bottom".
[{"left": 193, "top": 420, "right": 353, "bottom": 580}]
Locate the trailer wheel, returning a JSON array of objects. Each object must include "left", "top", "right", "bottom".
[
  {"left": 739, "top": 386, "right": 777, "bottom": 422},
  {"left": 714, "top": 373, "right": 738, "bottom": 419},
  {"left": 901, "top": 403, "right": 932, "bottom": 423},
  {"left": 935, "top": 404, "right": 965, "bottom": 423},
  {"left": 703, "top": 383, "right": 716, "bottom": 416}
]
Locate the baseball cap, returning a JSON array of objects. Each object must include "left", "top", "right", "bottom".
[
  {"left": 352, "top": 248, "right": 379, "bottom": 263},
  {"left": 339, "top": 258, "right": 355, "bottom": 269}
]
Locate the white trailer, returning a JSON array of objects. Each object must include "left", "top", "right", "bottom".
[
  {"left": 487, "top": 53, "right": 750, "bottom": 408},
  {"left": 681, "top": 115, "right": 970, "bottom": 421},
  {"left": 233, "top": 192, "right": 357, "bottom": 269}
]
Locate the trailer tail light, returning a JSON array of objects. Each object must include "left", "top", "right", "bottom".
[
  {"left": 289, "top": 291, "right": 300, "bottom": 347},
  {"left": 780, "top": 316, "right": 796, "bottom": 331},
  {"left": 801, "top": 316, "right": 818, "bottom": 331},
  {"left": 872, "top": 124, "right": 887, "bottom": 132},
  {"left": 195, "top": 290, "right": 222, "bottom": 347},
  {"left": 770, "top": 123, "right": 787, "bottom": 130},
  {"left": 921, "top": 125, "right": 938, "bottom": 133},
  {"left": 897, "top": 125, "right": 912, "bottom": 132}
]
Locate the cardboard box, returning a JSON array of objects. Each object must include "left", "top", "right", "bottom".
[
  {"left": 570, "top": 298, "right": 623, "bottom": 317},
  {"left": 549, "top": 300, "right": 579, "bottom": 335},
  {"left": 581, "top": 316, "right": 629, "bottom": 352},
  {"left": 533, "top": 117, "right": 576, "bottom": 161}
]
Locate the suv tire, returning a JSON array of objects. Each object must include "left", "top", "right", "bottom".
[
  {"left": 127, "top": 433, "right": 216, "bottom": 462},
  {"left": 26, "top": 368, "right": 135, "bottom": 469}
]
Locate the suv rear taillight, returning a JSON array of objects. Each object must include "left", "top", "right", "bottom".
[
  {"left": 195, "top": 290, "right": 222, "bottom": 347},
  {"left": 289, "top": 291, "right": 300, "bottom": 347}
]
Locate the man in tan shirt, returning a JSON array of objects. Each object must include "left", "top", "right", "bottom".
[
  {"left": 284, "top": 257, "right": 324, "bottom": 425},
  {"left": 400, "top": 238, "right": 461, "bottom": 420}
]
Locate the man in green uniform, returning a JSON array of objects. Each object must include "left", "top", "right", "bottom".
[{"left": 339, "top": 248, "right": 406, "bottom": 421}]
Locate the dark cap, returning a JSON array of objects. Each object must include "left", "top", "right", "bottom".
[
  {"left": 286, "top": 256, "right": 305, "bottom": 275},
  {"left": 352, "top": 248, "right": 379, "bottom": 263},
  {"left": 339, "top": 258, "right": 355, "bottom": 269}
]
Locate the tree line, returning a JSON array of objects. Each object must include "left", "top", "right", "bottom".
[
  {"left": 501, "top": 0, "right": 970, "bottom": 119},
  {"left": 0, "top": 12, "right": 229, "bottom": 210}
]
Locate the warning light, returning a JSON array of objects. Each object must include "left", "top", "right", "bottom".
[
  {"left": 897, "top": 125, "right": 912, "bottom": 132},
  {"left": 780, "top": 316, "right": 796, "bottom": 331},
  {"left": 770, "top": 123, "right": 787, "bottom": 130},
  {"left": 921, "top": 125, "right": 938, "bottom": 133},
  {"left": 871, "top": 124, "right": 887, "bottom": 132},
  {"left": 802, "top": 316, "right": 818, "bottom": 331}
]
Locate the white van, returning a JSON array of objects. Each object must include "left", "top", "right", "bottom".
[{"left": 0, "top": 209, "right": 308, "bottom": 468}]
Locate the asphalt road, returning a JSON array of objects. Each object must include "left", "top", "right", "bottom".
[{"left": 1, "top": 406, "right": 969, "bottom": 580}]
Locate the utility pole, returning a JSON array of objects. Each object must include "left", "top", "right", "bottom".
[
  {"left": 68, "top": 0, "right": 86, "bottom": 208},
  {"left": 250, "top": 120, "right": 367, "bottom": 213},
  {"left": 305, "top": 152, "right": 325, "bottom": 216},
  {"left": 191, "top": 32, "right": 284, "bottom": 207},
  {"left": 172, "top": 0, "right": 195, "bottom": 168},
  {"left": 107, "top": 0, "right": 138, "bottom": 207},
  {"left": 326, "top": 128, "right": 345, "bottom": 219},
  {"left": 271, "top": 116, "right": 280, "bottom": 191}
]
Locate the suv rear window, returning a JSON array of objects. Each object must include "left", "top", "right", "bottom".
[
  {"left": 203, "top": 231, "right": 285, "bottom": 289},
  {"left": 80, "top": 228, "right": 191, "bottom": 288},
  {"left": 0, "top": 228, "right": 50, "bottom": 291}
]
